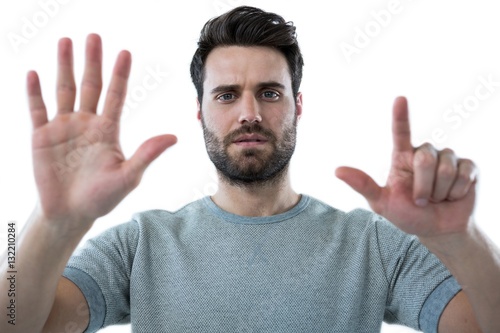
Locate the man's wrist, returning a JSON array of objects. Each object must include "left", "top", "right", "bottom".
[
  {"left": 418, "top": 218, "right": 478, "bottom": 260},
  {"left": 32, "top": 205, "right": 95, "bottom": 242}
]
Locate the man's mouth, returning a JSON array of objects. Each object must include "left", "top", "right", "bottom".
[{"left": 233, "top": 134, "right": 269, "bottom": 146}]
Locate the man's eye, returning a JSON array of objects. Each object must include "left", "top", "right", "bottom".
[
  {"left": 217, "top": 93, "right": 235, "bottom": 102},
  {"left": 262, "top": 91, "right": 279, "bottom": 100}
]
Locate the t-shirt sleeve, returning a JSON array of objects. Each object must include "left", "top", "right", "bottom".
[
  {"left": 374, "top": 216, "right": 462, "bottom": 332},
  {"left": 62, "top": 220, "right": 139, "bottom": 332}
]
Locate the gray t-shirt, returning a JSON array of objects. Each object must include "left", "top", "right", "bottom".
[{"left": 63, "top": 195, "right": 461, "bottom": 333}]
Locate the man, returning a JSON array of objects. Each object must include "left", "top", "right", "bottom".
[{"left": 0, "top": 6, "right": 498, "bottom": 333}]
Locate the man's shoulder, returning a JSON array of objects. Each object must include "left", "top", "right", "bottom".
[
  {"left": 304, "top": 195, "right": 411, "bottom": 242},
  {"left": 128, "top": 198, "right": 207, "bottom": 227},
  {"left": 305, "top": 195, "right": 384, "bottom": 225},
  {"left": 133, "top": 198, "right": 205, "bottom": 217}
]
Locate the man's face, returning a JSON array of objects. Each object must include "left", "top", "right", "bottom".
[{"left": 197, "top": 46, "right": 303, "bottom": 186}]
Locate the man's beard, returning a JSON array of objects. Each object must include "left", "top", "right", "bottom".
[{"left": 201, "top": 117, "right": 297, "bottom": 187}]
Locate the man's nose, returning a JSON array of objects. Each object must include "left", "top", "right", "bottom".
[{"left": 238, "top": 94, "right": 262, "bottom": 124}]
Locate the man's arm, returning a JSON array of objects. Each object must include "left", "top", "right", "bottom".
[
  {"left": 0, "top": 34, "right": 176, "bottom": 332},
  {"left": 0, "top": 210, "right": 91, "bottom": 333},
  {"left": 43, "top": 277, "right": 90, "bottom": 332},
  {"left": 426, "top": 223, "right": 499, "bottom": 333},
  {"left": 336, "top": 96, "right": 498, "bottom": 333},
  {"left": 440, "top": 292, "right": 480, "bottom": 332}
]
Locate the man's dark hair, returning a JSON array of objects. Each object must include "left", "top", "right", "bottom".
[{"left": 190, "top": 6, "right": 304, "bottom": 103}]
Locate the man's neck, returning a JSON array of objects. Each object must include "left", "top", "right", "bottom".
[{"left": 211, "top": 171, "right": 300, "bottom": 217}]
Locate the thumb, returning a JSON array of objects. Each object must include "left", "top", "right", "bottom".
[
  {"left": 335, "top": 166, "right": 383, "bottom": 204},
  {"left": 125, "top": 134, "right": 177, "bottom": 183}
]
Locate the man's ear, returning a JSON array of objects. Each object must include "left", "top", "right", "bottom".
[
  {"left": 295, "top": 92, "right": 303, "bottom": 120},
  {"left": 196, "top": 97, "right": 202, "bottom": 122}
]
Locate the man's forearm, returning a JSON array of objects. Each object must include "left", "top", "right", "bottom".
[
  {"left": 420, "top": 221, "right": 500, "bottom": 333},
  {"left": 0, "top": 207, "right": 92, "bottom": 333}
]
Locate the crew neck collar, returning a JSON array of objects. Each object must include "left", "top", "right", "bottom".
[{"left": 202, "top": 194, "right": 310, "bottom": 225}]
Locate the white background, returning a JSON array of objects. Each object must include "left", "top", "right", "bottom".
[{"left": 1, "top": 0, "right": 499, "bottom": 332}]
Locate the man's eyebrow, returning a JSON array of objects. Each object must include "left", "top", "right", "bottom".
[
  {"left": 257, "top": 81, "right": 286, "bottom": 90},
  {"left": 210, "top": 81, "right": 286, "bottom": 95},
  {"left": 210, "top": 84, "right": 240, "bottom": 95}
]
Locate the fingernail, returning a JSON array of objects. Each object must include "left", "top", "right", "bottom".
[{"left": 415, "top": 198, "right": 428, "bottom": 207}]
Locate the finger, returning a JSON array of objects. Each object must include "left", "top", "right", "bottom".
[
  {"left": 56, "top": 37, "right": 76, "bottom": 114},
  {"left": 413, "top": 143, "right": 438, "bottom": 206},
  {"left": 79, "top": 34, "right": 103, "bottom": 113},
  {"left": 335, "top": 166, "right": 383, "bottom": 205},
  {"left": 27, "top": 71, "right": 48, "bottom": 129},
  {"left": 102, "top": 50, "right": 132, "bottom": 121},
  {"left": 431, "top": 148, "right": 458, "bottom": 201},
  {"left": 448, "top": 159, "right": 477, "bottom": 200},
  {"left": 124, "top": 134, "right": 178, "bottom": 187},
  {"left": 392, "top": 96, "right": 413, "bottom": 153}
]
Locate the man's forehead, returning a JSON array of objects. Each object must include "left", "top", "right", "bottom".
[{"left": 203, "top": 46, "right": 292, "bottom": 90}]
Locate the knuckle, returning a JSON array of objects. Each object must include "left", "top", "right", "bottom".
[
  {"left": 459, "top": 159, "right": 478, "bottom": 180},
  {"left": 461, "top": 158, "right": 476, "bottom": 169},
  {"left": 81, "top": 78, "right": 103, "bottom": 91},
  {"left": 57, "top": 82, "right": 76, "bottom": 94},
  {"left": 456, "top": 168, "right": 473, "bottom": 184},
  {"left": 441, "top": 147, "right": 455, "bottom": 155},
  {"left": 420, "top": 142, "right": 436, "bottom": 151},
  {"left": 30, "top": 106, "right": 46, "bottom": 114},
  {"left": 106, "top": 87, "right": 125, "bottom": 100},
  {"left": 438, "top": 164, "right": 456, "bottom": 180},
  {"left": 414, "top": 150, "right": 436, "bottom": 168}
]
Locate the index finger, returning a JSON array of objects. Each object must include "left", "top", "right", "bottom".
[{"left": 392, "top": 96, "right": 413, "bottom": 153}]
